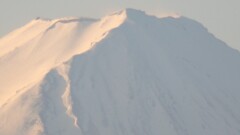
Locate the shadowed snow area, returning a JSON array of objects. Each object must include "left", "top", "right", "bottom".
[{"left": 0, "top": 8, "right": 240, "bottom": 135}]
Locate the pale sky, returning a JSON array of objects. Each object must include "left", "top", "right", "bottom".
[{"left": 0, "top": 0, "right": 239, "bottom": 50}]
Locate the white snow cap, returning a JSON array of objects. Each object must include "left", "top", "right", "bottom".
[{"left": 0, "top": 8, "right": 240, "bottom": 135}]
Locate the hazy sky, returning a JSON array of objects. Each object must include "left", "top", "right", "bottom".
[{"left": 0, "top": 0, "right": 239, "bottom": 50}]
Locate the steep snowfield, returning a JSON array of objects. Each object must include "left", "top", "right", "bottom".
[
  {"left": 0, "top": 9, "right": 240, "bottom": 135},
  {"left": 0, "top": 12, "right": 126, "bottom": 105}
]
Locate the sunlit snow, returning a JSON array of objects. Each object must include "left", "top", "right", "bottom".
[{"left": 0, "top": 8, "right": 240, "bottom": 135}]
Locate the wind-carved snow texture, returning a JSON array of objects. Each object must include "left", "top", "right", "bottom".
[
  {"left": 58, "top": 65, "right": 80, "bottom": 129},
  {"left": 0, "top": 8, "right": 240, "bottom": 135}
]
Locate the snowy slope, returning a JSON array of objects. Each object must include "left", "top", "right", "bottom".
[{"left": 0, "top": 9, "right": 240, "bottom": 135}]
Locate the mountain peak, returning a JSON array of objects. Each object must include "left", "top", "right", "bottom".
[
  {"left": 102, "top": 8, "right": 157, "bottom": 25},
  {"left": 108, "top": 8, "right": 148, "bottom": 20},
  {"left": 124, "top": 8, "right": 146, "bottom": 16},
  {"left": 1, "top": 8, "right": 240, "bottom": 135}
]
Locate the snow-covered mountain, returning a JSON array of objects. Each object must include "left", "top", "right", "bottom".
[{"left": 0, "top": 8, "right": 240, "bottom": 135}]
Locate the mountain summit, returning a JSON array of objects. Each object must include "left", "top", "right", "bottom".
[{"left": 0, "top": 9, "right": 240, "bottom": 135}]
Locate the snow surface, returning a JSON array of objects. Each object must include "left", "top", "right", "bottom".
[{"left": 0, "top": 8, "right": 240, "bottom": 135}]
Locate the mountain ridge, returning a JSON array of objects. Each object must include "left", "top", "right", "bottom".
[{"left": 0, "top": 8, "right": 240, "bottom": 135}]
